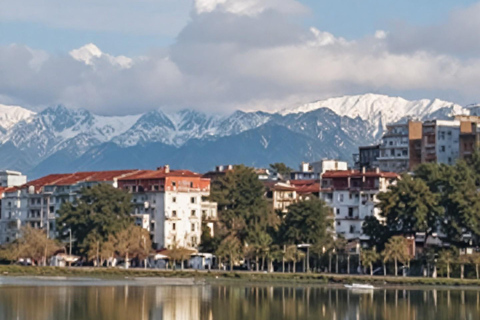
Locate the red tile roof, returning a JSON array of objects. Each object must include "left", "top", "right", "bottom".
[
  {"left": 8, "top": 170, "right": 140, "bottom": 193},
  {"left": 118, "top": 169, "right": 202, "bottom": 181},
  {"left": 322, "top": 170, "right": 399, "bottom": 179}
]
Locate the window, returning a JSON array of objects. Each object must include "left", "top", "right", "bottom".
[
  {"left": 172, "top": 181, "right": 176, "bottom": 187},
  {"left": 337, "top": 221, "right": 341, "bottom": 226},
  {"left": 191, "top": 210, "right": 196, "bottom": 217},
  {"left": 349, "top": 193, "right": 352, "bottom": 200},
  {"left": 172, "top": 197, "right": 176, "bottom": 203},
  {"left": 191, "top": 197, "right": 196, "bottom": 204},
  {"left": 348, "top": 208, "right": 353, "bottom": 217},
  {"left": 339, "top": 194, "right": 344, "bottom": 202},
  {"left": 190, "top": 182, "right": 194, "bottom": 188},
  {"left": 440, "top": 146, "right": 446, "bottom": 152},
  {"left": 191, "top": 223, "right": 195, "bottom": 232},
  {"left": 172, "top": 223, "right": 176, "bottom": 231},
  {"left": 349, "top": 225, "right": 356, "bottom": 233},
  {"left": 191, "top": 236, "right": 198, "bottom": 246},
  {"left": 172, "top": 210, "right": 177, "bottom": 217},
  {"left": 336, "top": 208, "right": 340, "bottom": 215}
]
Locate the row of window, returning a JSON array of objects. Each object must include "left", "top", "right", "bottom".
[{"left": 171, "top": 222, "right": 199, "bottom": 232}]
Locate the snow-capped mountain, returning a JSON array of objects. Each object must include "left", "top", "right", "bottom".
[
  {"left": 281, "top": 94, "right": 468, "bottom": 138},
  {"left": 0, "top": 104, "right": 35, "bottom": 133},
  {"left": 0, "top": 94, "right": 471, "bottom": 178}
]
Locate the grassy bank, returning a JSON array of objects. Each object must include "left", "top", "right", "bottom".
[{"left": 1, "top": 265, "right": 480, "bottom": 287}]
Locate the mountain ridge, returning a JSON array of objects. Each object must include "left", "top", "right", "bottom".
[{"left": 0, "top": 94, "right": 470, "bottom": 178}]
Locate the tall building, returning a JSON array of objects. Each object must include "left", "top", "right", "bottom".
[
  {"left": 117, "top": 166, "right": 217, "bottom": 250},
  {"left": 320, "top": 168, "right": 399, "bottom": 241},
  {"left": 421, "top": 120, "right": 461, "bottom": 165},
  {"left": 378, "top": 121, "right": 422, "bottom": 173}
]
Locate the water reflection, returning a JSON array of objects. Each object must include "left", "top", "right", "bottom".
[{"left": 0, "top": 284, "right": 479, "bottom": 320}]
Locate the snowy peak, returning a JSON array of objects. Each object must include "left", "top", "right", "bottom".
[
  {"left": 280, "top": 94, "right": 468, "bottom": 137},
  {"left": 0, "top": 104, "right": 35, "bottom": 131}
]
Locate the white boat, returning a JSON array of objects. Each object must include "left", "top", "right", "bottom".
[{"left": 344, "top": 283, "right": 375, "bottom": 290}]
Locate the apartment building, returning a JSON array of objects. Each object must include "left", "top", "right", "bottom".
[
  {"left": 0, "top": 170, "right": 139, "bottom": 244},
  {"left": 290, "top": 160, "right": 348, "bottom": 180},
  {"left": 378, "top": 121, "right": 422, "bottom": 173},
  {"left": 320, "top": 169, "right": 399, "bottom": 241},
  {"left": 117, "top": 166, "right": 217, "bottom": 250},
  {"left": 354, "top": 145, "right": 380, "bottom": 170},
  {"left": 421, "top": 120, "right": 461, "bottom": 165},
  {"left": 264, "top": 181, "right": 298, "bottom": 213}
]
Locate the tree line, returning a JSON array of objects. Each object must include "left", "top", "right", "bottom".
[{"left": 363, "top": 152, "right": 480, "bottom": 278}]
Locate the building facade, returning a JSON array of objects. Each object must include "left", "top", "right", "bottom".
[
  {"left": 291, "top": 160, "right": 348, "bottom": 180},
  {"left": 0, "top": 170, "right": 139, "bottom": 244},
  {"left": 320, "top": 169, "right": 399, "bottom": 241},
  {"left": 378, "top": 121, "right": 422, "bottom": 173},
  {"left": 117, "top": 166, "right": 217, "bottom": 250},
  {"left": 421, "top": 120, "right": 461, "bottom": 165}
]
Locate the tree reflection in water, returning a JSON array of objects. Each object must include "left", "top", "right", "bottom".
[{"left": 0, "top": 284, "right": 479, "bottom": 320}]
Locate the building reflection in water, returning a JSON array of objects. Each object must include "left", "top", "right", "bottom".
[{"left": 0, "top": 284, "right": 480, "bottom": 320}]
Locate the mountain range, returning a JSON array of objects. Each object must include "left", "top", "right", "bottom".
[{"left": 0, "top": 94, "right": 470, "bottom": 179}]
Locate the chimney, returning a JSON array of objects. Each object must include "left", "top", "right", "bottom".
[
  {"left": 361, "top": 167, "right": 366, "bottom": 174},
  {"left": 375, "top": 167, "right": 380, "bottom": 174},
  {"left": 164, "top": 165, "right": 170, "bottom": 174}
]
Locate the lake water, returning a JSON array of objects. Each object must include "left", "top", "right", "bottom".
[{"left": 0, "top": 277, "right": 479, "bottom": 319}]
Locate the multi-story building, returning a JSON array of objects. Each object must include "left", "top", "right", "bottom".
[
  {"left": 117, "top": 166, "right": 217, "bottom": 250},
  {"left": 290, "top": 160, "right": 348, "bottom": 180},
  {"left": 421, "top": 120, "right": 461, "bottom": 165},
  {"left": 264, "top": 181, "right": 298, "bottom": 213},
  {"left": 0, "top": 170, "right": 139, "bottom": 244},
  {"left": 355, "top": 145, "right": 380, "bottom": 170},
  {"left": 320, "top": 168, "right": 399, "bottom": 241},
  {"left": 455, "top": 116, "right": 480, "bottom": 160},
  {"left": 378, "top": 121, "right": 422, "bottom": 173},
  {"left": 0, "top": 171, "right": 27, "bottom": 188}
]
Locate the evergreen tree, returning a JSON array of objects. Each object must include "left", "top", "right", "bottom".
[
  {"left": 57, "top": 184, "right": 133, "bottom": 257},
  {"left": 375, "top": 174, "right": 443, "bottom": 242}
]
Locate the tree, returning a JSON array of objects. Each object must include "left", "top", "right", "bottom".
[
  {"left": 438, "top": 249, "right": 456, "bottom": 279},
  {"left": 333, "top": 237, "right": 347, "bottom": 274},
  {"left": 283, "top": 198, "right": 333, "bottom": 246},
  {"left": 362, "top": 216, "right": 390, "bottom": 252},
  {"left": 209, "top": 165, "right": 271, "bottom": 244},
  {"left": 284, "top": 245, "right": 305, "bottom": 273},
  {"left": 383, "top": 236, "right": 409, "bottom": 277},
  {"left": 269, "top": 163, "right": 293, "bottom": 178},
  {"left": 57, "top": 184, "right": 133, "bottom": 257},
  {"left": 200, "top": 224, "right": 218, "bottom": 253},
  {"left": 169, "top": 245, "right": 193, "bottom": 270},
  {"left": 114, "top": 225, "right": 151, "bottom": 269},
  {"left": 247, "top": 225, "right": 272, "bottom": 271},
  {"left": 2, "top": 227, "right": 60, "bottom": 265},
  {"left": 470, "top": 253, "right": 480, "bottom": 279},
  {"left": 216, "top": 235, "right": 242, "bottom": 271},
  {"left": 375, "top": 174, "right": 443, "bottom": 243},
  {"left": 361, "top": 249, "right": 379, "bottom": 276}
]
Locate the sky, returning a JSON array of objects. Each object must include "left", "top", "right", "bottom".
[{"left": 2, "top": 0, "right": 480, "bottom": 115}]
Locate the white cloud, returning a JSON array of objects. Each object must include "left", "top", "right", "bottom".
[
  {"left": 2, "top": 0, "right": 480, "bottom": 115},
  {"left": 70, "top": 43, "right": 133, "bottom": 68},
  {"left": 194, "top": 0, "right": 307, "bottom": 16}
]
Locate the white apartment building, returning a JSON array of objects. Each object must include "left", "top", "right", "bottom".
[
  {"left": 0, "top": 170, "right": 27, "bottom": 188},
  {"left": 422, "top": 120, "right": 461, "bottom": 165},
  {"left": 118, "top": 166, "right": 217, "bottom": 250},
  {"left": 291, "top": 160, "right": 348, "bottom": 180},
  {"left": 0, "top": 170, "right": 139, "bottom": 244},
  {"left": 320, "top": 169, "right": 399, "bottom": 241}
]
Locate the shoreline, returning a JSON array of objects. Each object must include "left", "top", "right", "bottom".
[{"left": 1, "top": 266, "right": 480, "bottom": 288}]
